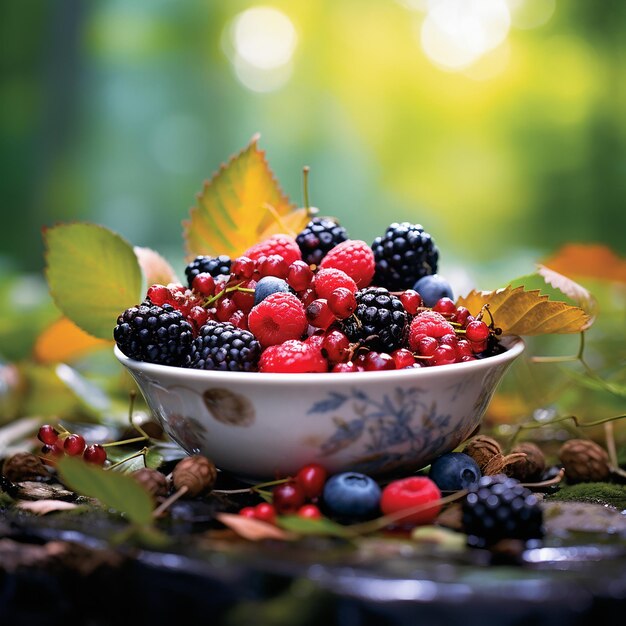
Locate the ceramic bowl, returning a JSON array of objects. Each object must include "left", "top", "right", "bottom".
[{"left": 114, "top": 337, "right": 524, "bottom": 479}]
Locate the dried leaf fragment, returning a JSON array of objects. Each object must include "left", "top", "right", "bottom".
[{"left": 215, "top": 513, "right": 296, "bottom": 541}]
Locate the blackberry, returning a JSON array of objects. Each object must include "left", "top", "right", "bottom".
[
  {"left": 296, "top": 217, "right": 348, "bottom": 266},
  {"left": 185, "top": 255, "right": 232, "bottom": 288},
  {"left": 189, "top": 321, "right": 261, "bottom": 372},
  {"left": 372, "top": 222, "right": 439, "bottom": 290},
  {"left": 339, "top": 287, "right": 408, "bottom": 352},
  {"left": 462, "top": 474, "right": 543, "bottom": 547},
  {"left": 114, "top": 303, "right": 193, "bottom": 366}
]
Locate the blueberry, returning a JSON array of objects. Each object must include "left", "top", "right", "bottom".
[
  {"left": 254, "top": 276, "right": 291, "bottom": 305},
  {"left": 429, "top": 452, "right": 481, "bottom": 491},
  {"left": 322, "top": 472, "right": 381, "bottom": 520},
  {"left": 413, "top": 274, "right": 454, "bottom": 308}
]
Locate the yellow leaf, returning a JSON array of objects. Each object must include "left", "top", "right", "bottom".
[
  {"left": 134, "top": 246, "right": 180, "bottom": 286},
  {"left": 183, "top": 134, "right": 308, "bottom": 259},
  {"left": 542, "top": 244, "right": 626, "bottom": 284},
  {"left": 34, "top": 317, "right": 112, "bottom": 364},
  {"left": 456, "top": 286, "right": 591, "bottom": 335}
]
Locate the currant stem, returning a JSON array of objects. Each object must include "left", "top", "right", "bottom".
[
  {"left": 128, "top": 390, "right": 152, "bottom": 442},
  {"left": 302, "top": 166, "right": 311, "bottom": 214},
  {"left": 204, "top": 281, "right": 248, "bottom": 307},
  {"left": 105, "top": 447, "right": 148, "bottom": 471},
  {"left": 102, "top": 436, "right": 148, "bottom": 448},
  {"left": 153, "top": 485, "right": 188, "bottom": 518}
]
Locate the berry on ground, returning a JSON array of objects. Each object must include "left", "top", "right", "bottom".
[
  {"left": 322, "top": 472, "right": 381, "bottom": 521},
  {"left": 297, "top": 504, "right": 322, "bottom": 519},
  {"left": 63, "top": 434, "right": 86, "bottom": 456},
  {"left": 379, "top": 476, "right": 441, "bottom": 526},
  {"left": 273, "top": 481, "right": 306, "bottom": 514},
  {"left": 295, "top": 463, "right": 328, "bottom": 499},
  {"left": 428, "top": 452, "right": 481, "bottom": 491},
  {"left": 37, "top": 425, "right": 59, "bottom": 446},
  {"left": 83, "top": 444, "right": 107, "bottom": 465},
  {"left": 296, "top": 217, "right": 349, "bottom": 266},
  {"left": 244, "top": 234, "right": 302, "bottom": 266},
  {"left": 319, "top": 240, "right": 375, "bottom": 288},
  {"left": 248, "top": 292, "right": 307, "bottom": 348}
]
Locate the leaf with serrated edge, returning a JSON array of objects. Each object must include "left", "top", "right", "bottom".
[
  {"left": 457, "top": 286, "right": 590, "bottom": 335},
  {"left": 57, "top": 456, "right": 154, "bottom": 526},
  {"left": 183, "top": 134, "right": 308, "bottom": 259},
  {"left": 44, "top": 223, "right": 143, "bottom": 340}
]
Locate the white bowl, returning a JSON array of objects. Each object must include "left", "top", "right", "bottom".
[{"left": 114, "top": 337, "right": 524, "bottom": 479}]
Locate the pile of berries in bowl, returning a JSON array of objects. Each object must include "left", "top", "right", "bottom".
[{"left": 114, "top": 219, "right": 524, "bottom": 478}]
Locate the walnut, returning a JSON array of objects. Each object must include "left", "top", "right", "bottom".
[
  {"left": 462, "top": 435, "right": 502, "bottom": 473},
  {"left": 2, "top": 452, "right": 49, "bottom": 483},
  {"left": 131, "top": 468, "right": 169, "bottom": 498},
  {"left": 172, "top": 455, "right": 217, "bottom": 497},
  {"left": 559, "top": 439, "right": 610, "bottom": 483},
  {"left": 504, "top": 442, "right": 546, "bottom": 482}
]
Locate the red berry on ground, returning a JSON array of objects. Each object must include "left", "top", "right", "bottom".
[
  {"left": 239, "top": 506, "right": 257, "bottom": 518},
  {"left": 297, "top": 504, "right": 322, "bottom": 520},
  {"left": 248, "top": 292, "right": 307, "bottom": 348},
  {"left": 83, "top": 444, "right": 107, "bottom": 465},
  {"left": 259, "top": 340, "right": 328, "bottom": 373},
  {"left": 273, "top": 481, "right": 306, "bottom": 514},
  {"left": 380, "top": 476, "right": 442, "bottom": 526},
  {"left": 254, "top": 502, "right": 277, "bottom": 524},
  {"left": 319, "top": 240, "right": 375, "bottom": 288},
  {"left": 37, "top": 425, "right": 59, "bottom": 446},
  {"left": 295, "top": 463, "right": 328, "bottom": 499},
  {"left": 287, "top": 261, "right": 314, "bottom": 292},
  {"left": 63, "top": 434, "right": 86, "bottom": 456},
  {"left": 244, "top": 234, "right": 302, "bottom": 266}
]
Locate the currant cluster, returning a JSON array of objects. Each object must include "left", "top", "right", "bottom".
[
  {"left": 114, "top": 219, "right": 503, "bottom": 373},
  {"left": 37, "top": 424, "right": 107, "bottom": 465}
]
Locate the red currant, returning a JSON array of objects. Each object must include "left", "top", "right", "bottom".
[
  {"left": 439, "top": 333, "right": 458, "bottom": 348},
  {"left": 327, "top": 287, "right": 356, "bottom": 319},
  {"left": 287, "top": 261, "right": 313, "bottom": 292},
  {"left": 297, "top": 504, "right": 322, "bottom": 520},
  {"left": 465, "top": 320, "right": 490, "bottom": 343},
  {"left": 272, "top": 481, "right": 305, "bottom": 514},
  {"left": 192, "top": 273, "right": 216, "bottom": 297},
  {"left": 253, "top": 502, "right": 276, "bottom": 524},
  {"left": 430, "top": 345, "right": 456, "bottom": 367},
  {"left": 416, "top": 336, "right": 438, "bottom": 357},
  {"left": 37, "top": 425, "right": 59, "bottom": 446},
  {"left": 470, "top": 339, "right": 488, "bottom": 354},
  {"left": 433, "top": 297, "right": 457, "bottom": 316},
  {"left": 399, "top": 289, "right": 422, "bottom": 315},
  {"left": 232, "top": 256, "right": 256, "bottom": 280},
  {"left": 259, "top": 254, "right": 289, "bottom": 279},
  {"left": 188, "top": 305, "right": 209, "bottom": 332},
  {"left": 380, "top": 476, "right": 441, "bottom": 525},
  {"left": 83, "top": 444, "right": 107, "bottom": 465},
  {"left": 299, "top": 288, "right": 316, "bottom": 308},
  {"left": 455, "top": 339, "right": 473, "bottom": 359},
  {"left": 239, "top": 506, "right": 257, "bottom": 518},
  {"left": 295, "top": 463, "right": 328, "bottom": 499},
  {"left": 452, "top": 306, "right": 471, "bottom": 327},
  {"left": 228, "top": 309, "right": 249, "bottom": 330},
  {"left": 63, "top": 434, "right": 86, "bottom": 456},
  {"left": 332, "top": 361, "right": 360, "bottom": 373},
  {"left": 321, "top": 330, "right": 351, "bottom": 364},
  {"left": 231, "top": 279, "right": 256, "bottom": 313},
  {"left": 306, "top": 299, "right": 336, "bottom": 330},
  {"left": 391, "top": 349, "right": 416, "bottom": 369},
  {"left": 216, "top": 298, "right": 238, "bottom": 322},
  {"left": 362, "top": 351, "right": 396, "bottom": 371},
  {"left": 147, "top": 284, "right": 171, "bottom": 305}
]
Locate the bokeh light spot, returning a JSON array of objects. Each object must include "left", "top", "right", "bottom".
[{"left": 507, "top": 0, "right": 556, "bottom": 30}]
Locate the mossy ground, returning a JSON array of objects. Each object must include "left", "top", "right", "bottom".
[{"left": 547, "top": 482, "right": 626, "bottom": 509}]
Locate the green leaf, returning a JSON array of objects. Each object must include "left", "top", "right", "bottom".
[
  {"left": 277, "top": 515, "right": 350, "bottom": 538},
  {"left": 44, "top": 223, "right": 143, "bottom": 340},
  {"left": 57, "top": 455, "right": 154, "bottom": 526}
]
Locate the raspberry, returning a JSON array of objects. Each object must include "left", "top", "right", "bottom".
[
  {"left": 339, "top": 287, "right": 408, "bottom": 352},
  {"left": 259, "top": 340, "right": 328, "bottom": 373},
  {"left": 184, "top": 255, "right": 231, "bottom": 288},
  {"left": 248, "top": 292, "right": 307, "bottom": 347},
  {"left": 319, "top": 240, "right": 375, "bottom": 288},
  {"left": 296, "top": 217, "right": 349, "bottom": 266},
  {"left": 462, "top": 474, "right": 543, "bottom": 547},
  {"left": 380, "top": 476, "right": 441, "bottom": 525},
  {"left": 188, "top": 321, "right": 261, "bottom": 372},
  {"left": 244, "top": 234, "right": 301, "bottom": 266},
  {"left": 407, "top": 310, "right": 455, "bottom": 350},
  {"left": 114, "top": 303, "right": 193, "bottom": 366},
  {"left": 313, "top": 268, "right": 357, "bottom": 299},
  {"left": 372, "top": 222, "right": 439, "bottom": 290}
]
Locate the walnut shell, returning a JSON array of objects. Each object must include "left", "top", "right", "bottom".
[
  {"left": 2, "top": 452, "right": 49, "bottom": 483},
  {"left": 504, "top": 442, "right": 546, "bottom": 482},
  {"left": 172, "top": 455, "right": 217, "bottom": 497},
  {"left": 559, "top": 439, "right": 610, "bottom": 483},
  {"left": 463, "top": 435, "right": 502, "bottom": 473},
  {"left": 132, "top": 468, "right": 169, "bottom": 498}
]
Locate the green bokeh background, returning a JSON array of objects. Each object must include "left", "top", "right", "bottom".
[{"left": 2, "top": 0, "right": 625, "bottom": 281}]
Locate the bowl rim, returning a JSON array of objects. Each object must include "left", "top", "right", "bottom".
[{"left": 114, "top": 335, "right": 524, "bottom": 386}]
